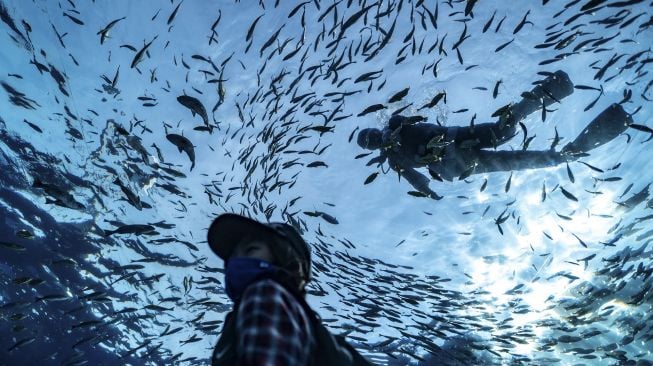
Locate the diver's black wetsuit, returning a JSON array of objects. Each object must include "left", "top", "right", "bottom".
[
  {"left": 378, "top": 71, "right": 574, "bottom": 191},
  {"left": 362, "top": 70, "right": 632, "bottom": 198},
  {"left": 384, "top": 114, "right": 565, "bottom": 183}
]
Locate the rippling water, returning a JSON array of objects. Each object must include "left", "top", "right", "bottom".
[{"left": 1, "top": 0, "right": 652, "bottom": 365}]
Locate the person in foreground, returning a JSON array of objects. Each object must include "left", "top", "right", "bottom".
[
  {"left": 357, "top": 70, "right": 633, "bottom": 198},
  {"left": 208, "top": 213, "right": 373, "bottom": 366}
]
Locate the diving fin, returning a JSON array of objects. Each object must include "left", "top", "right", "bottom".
[{"left": 562, "top": 103, "right": 632, "bottom": 155}]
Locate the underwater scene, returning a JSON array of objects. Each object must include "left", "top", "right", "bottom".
[{"left": 1, "top": 0, "right": 652, "bottom": 365}]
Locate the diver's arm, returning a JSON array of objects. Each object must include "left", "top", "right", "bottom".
[
  {"left": 390, "top": 159, "right": 442, "bottom": 200},
  {"left": 405, "top": 170, "right": 443, "bottom": 200},
  {"left": 366, "top": 151, "right": 387, "bottom": 167},
  {"left": 385, "top": 116, "right": 418, "bottom": 146},
  {"left": 388, "top": 115, "right": 410, "bottom": 130}
]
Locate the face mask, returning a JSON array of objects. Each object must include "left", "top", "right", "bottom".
[{"left": 224, "top": 257, "right": 279, "bottom": 302}]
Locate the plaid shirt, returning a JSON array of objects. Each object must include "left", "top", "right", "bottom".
[{"left": 236, "top": 278, "right": 314, "bottom": 366}]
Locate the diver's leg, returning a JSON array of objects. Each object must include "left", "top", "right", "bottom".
[
  {"left": 505, "top": 70, "right": 575, "bottom": 126},
  {"left": 457, "top": 71, "right": 574, "bottom": 150},
  {"left": 562, "top": 103, "right": 632, "bottom": 156},
  {"left": 454, "top": 123, "right": 518, "bottom": 149},
  {"left": 470, "top": 149, "right": 566, "bottom": 175}
]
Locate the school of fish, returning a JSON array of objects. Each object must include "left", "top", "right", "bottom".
[{"left": 0, "top": 0, "right": 652, "bottom": 365}]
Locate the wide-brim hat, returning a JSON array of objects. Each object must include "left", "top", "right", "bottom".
[{"left": 207, "top": 214, "right": 311, "bottom": 271}]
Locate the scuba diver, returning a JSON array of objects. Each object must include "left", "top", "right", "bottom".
[
  {"left": 357, "top": 70, "right": 633, "bottom": 199},
  {"left": 207, "top": 213, "right": 372, "bottom": 366}
]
